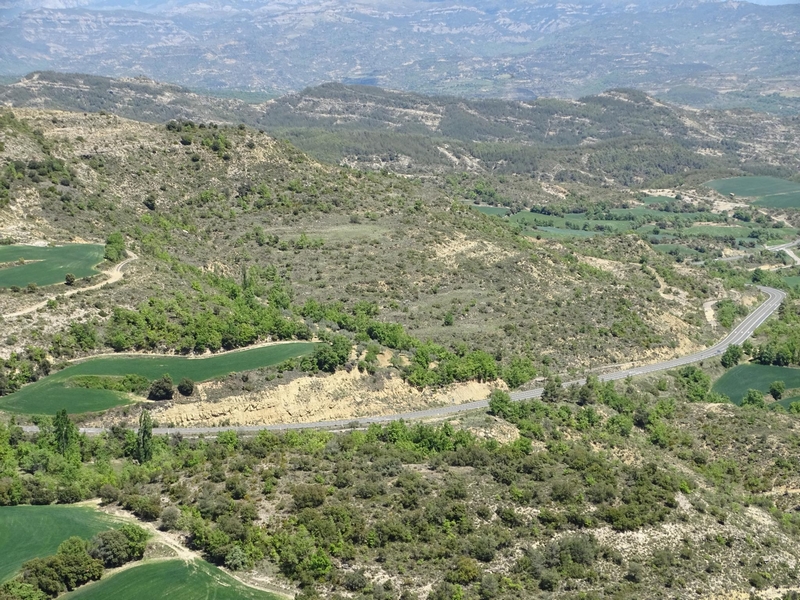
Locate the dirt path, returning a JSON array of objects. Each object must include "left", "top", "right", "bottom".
[
  {"left": 786, "top": 248, "right": 800, "bottom": 266},
  {"left": 703, "top": 299, "right": 718, "bottom": 328},
  {"left": 1, "top": 251, "right": 138, "bottom": 319}
]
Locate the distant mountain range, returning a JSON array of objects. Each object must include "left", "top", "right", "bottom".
[
  {"left": 0, "top": 0, "right": 798, "bottom": 102},
  {"left": 2, "top": 72, "right": 797, "bottom": 180}
]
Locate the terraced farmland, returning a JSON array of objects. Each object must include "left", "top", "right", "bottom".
[
  {"left": 0, "top": 505, "right": 119, "bottom": 581},
  {"left": 0, "top": 244, "right": 104, "bottom": 288},
  {"left": 64, "top": 559, "right": 280, "bottom": 600},
  {"left": 0, "top": 342, "right": 316, "bottom": 415}
]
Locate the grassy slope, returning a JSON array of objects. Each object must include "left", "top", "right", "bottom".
[
  {"left": 0, "top": 505, "right": 118, "bottom": 581},
  {"left": 64, "top": 559, "right": 280, "bottom": 600},
  {"left": 0, "top": 244, "right": 104, "bottom": 287},
  {"left": 0, "top": 343, "right": 316, "bottom": 415}
]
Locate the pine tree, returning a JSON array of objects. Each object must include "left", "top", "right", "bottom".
[
  {"left": 136, "top": 410, "right": 153, "bottom": 463},
  {"left": 53, "top": 409, "right": 77, "bottom": 456}
]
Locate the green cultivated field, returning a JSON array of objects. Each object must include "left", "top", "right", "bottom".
[
  {"left": 0, "top": 505, "right": 118, "bottom": 581},
  {"left": 712, "top": 364, "right": 800, "bottom": 405},
  {"left": 706, "top": 177, "right": 800, "bottom": 209},
  {"left": 0, "top": 342, "right": 316, "bottom": 415},
  {"left": 706, "top": 176, "right": 800, "bottom": 198},
  {"left": 682, "top": 225, "right": 753, "bottom": 238},
  {"left": 0, "top": 244, "right": 104, "bottom": 288},
  {"left": 64, "top": 559, "right": 280, "bottom": 600},
  {"left": 755, "top": 192, "right": 800, "bottom": 209}
]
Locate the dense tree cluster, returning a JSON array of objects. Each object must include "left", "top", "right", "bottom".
[
  {"left": 749, "top": 298, "right": 800, "bottom": 367},
  {"left": 0, "top": 525, "right": 147, "bottom": 599},
  {"left": 103, "top": 232, "right": 126, "bottom": 263}
]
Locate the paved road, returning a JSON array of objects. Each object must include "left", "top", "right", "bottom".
[
  {"left": 19, "top": 285, "right": 784, "bottom": 437},
  {"left": 2, "top": 251, "right": 138, "bottom": 319},
  {"left": 766, "top": 239, "right": 800, "bottom": 252},
  {"left": 692, "top": 237, "right": 800, "bottom": 267}
]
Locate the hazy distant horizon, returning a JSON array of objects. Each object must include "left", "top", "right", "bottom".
[{"left": 1, "top": 0, "right": 798, "bottom": 101}]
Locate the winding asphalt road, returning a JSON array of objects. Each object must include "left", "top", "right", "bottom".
[{"left": 20, "top": 285, "right": 783, "bottom": 437}]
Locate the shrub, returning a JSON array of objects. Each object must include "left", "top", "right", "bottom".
[
  {"left": 160, "top": 506, "right": 181, "bottom": 531},
  {"left": 104, "top": 232, "right": 126, "bottom": 262},
  {"left": 124, "top": 495, "right": 162, "bottom": 521},
  {"left": 770, "top": 380, "right": 786, "bottom": 400},
  {"left": 479, "top": 574, "right": 500, "bottom": 600},
  {"left": 120, "top": 524, "right": 149, "bottom": 560},
  {"left": 98, "top": 484, "right": 120, "bottom": 504},
  {"left": 342, "top": 570, "right": 368, "bottom": 592},
  {"left": 224, "top": 546, "right": 248, "bottom": 571},
  {"left": 626, "top": 562, "right": 644, "bottom": 583},
  {"left": 720, "top": 344, "right": 742, "bottom": 369},
  {"left": 741, "top": 389, "right": 765, "bottom": 408},
  {"left": 89, "top": 530, "right": 131, "bottom": 568},
  {"left": 177, "top": 378, "right": 195, "bottom": 397},
  {"left": 292, "top": 484, "right": 327, "bottom": 510},
  {"left": 445, "top": 557, "right": 481, "bottom": 584},
  {"left": 148, "top": 374, "right": 174, "bottom": 401}
]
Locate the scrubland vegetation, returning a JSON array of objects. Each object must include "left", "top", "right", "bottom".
[
  {"left": 2, "top": 81, "right": 800, "bottom": 598},
  {"left": 4, "top": 366, "right": 800, "bottom": 598}
]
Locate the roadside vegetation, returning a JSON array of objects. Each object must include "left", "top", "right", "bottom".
[{"left": 3, "top": 365, "right": 800, "bottom": 598}]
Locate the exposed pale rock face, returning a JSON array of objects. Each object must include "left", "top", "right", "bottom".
[{"left": 152, "top": 367, "right": 504, "bottom": 427}]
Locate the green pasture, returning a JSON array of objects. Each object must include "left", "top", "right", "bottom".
[
  {"left": 682, "top": 225, "right": 753, "bottom": 238},
  {"left": 712, "top": 364, "right": 800, "bottom": 405},
  {"left": 0, "top": 343, "right": 316, "bottom": 415},
  {"left": 0, "top": 245, "right": 104, "bottom": 288},
  {"left": 0, "top": 505, "right": 119, "bottom": 581},
  {"left": 705, "top": 176, "right": 800, "bottom": 198},
  {"left": 64, "top": 559, "right": 280, "bottom": 600}
]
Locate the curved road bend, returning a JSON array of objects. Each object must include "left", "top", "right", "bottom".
[{"left": 28, "top": 285, "right": 782, "bottom": 437}]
